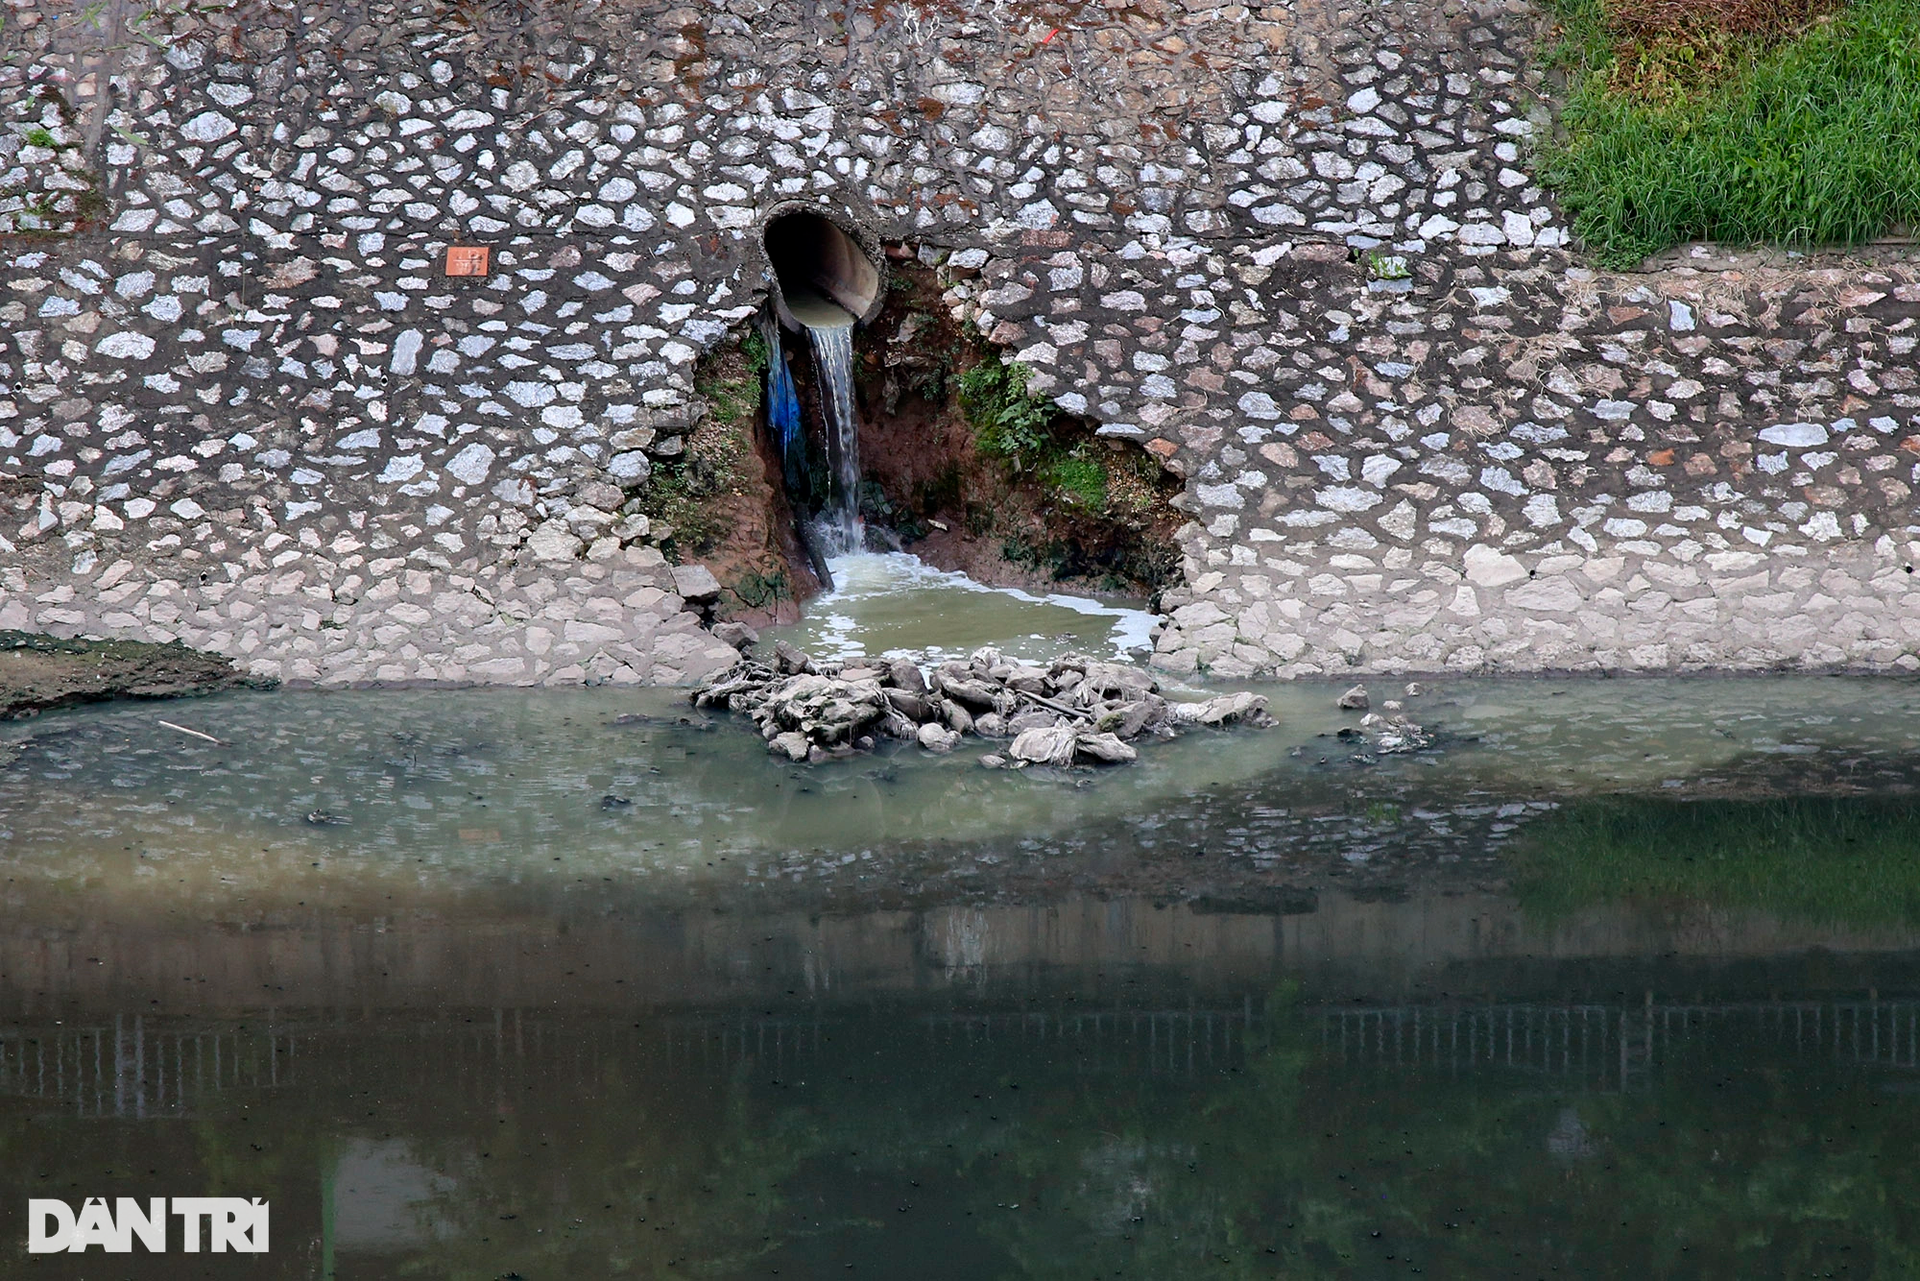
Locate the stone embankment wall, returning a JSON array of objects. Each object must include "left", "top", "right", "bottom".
[{"left": 3, "top": 0, "right": 1917, "bottom": 685}]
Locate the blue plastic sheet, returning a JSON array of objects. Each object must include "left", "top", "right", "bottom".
[{"left": 760, "top": 313, "right": 806, "bottom": 495}]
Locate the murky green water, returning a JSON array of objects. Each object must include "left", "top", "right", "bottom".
[
  {"left": 772, "top": 550, "right": 1161, "bottom": 665},
  {"left": 2, "top": 674, "right": 1918, "bottom": 1277}
]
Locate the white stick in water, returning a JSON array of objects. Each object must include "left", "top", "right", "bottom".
[{"left": 156, "top": 719, "right": 223, "bottom": 745}]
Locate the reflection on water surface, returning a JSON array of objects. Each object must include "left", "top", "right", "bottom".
[{"left": 1, "top": 675, "right": 1918, "bottom": 1277}]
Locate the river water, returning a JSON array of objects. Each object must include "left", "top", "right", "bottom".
[
  {"left": 773, "top": 550, "right": 1161, "bottom": 666},
  {"left": 2, "top": 666, "right": 1918, "bottom": 1276}
]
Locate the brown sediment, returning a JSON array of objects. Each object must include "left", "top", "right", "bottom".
[{"left": 0, "top": 630, "right": 258, "bottom": 720}]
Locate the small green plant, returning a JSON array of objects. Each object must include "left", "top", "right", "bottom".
[
  {"left": 23, "top": 127, "right": 58, "bottom": 149},
  {"left": 957, "top": 355, "right": 1054, "bottom": 472},
  {"left": 73, "top": 184, "right": 107, "bottom": 221},
  {"left": 691, "top": 332, "right": 770, "bottom": 441},
  {"left": 1363, "top": 251, "right": 1411, "bottom": 280},
  {"left": 999, "top": 532, "right": 1054, "bottom": 573},
  {"left": 696, "top": 369, "right": 758, "bottom": 432},
  {"left": 740, "top": 327, "right": 770, "bottom": 378}
]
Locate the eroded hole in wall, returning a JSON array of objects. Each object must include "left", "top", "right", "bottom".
[
  {"left": 781, "top": 251, "right": 1185, "bottom": 605},
  {"left": 643, "top": 247, "right": 1184, "bottom": 622}
]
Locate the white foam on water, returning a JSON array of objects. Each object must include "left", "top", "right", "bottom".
[{"left": 791, "top": 551, "right": 1160, "bottom": 665}]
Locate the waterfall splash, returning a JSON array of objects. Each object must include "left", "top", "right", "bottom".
[{"left": 785, "top": 284, "right": 864, "bottom": 554}]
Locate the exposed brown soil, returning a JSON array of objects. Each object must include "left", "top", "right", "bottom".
[
  {"left": 654, "top": 341, "right": 824, "bottom": 627},
  {"left": 0, "top": 631, "right": 256, "bottom": 720},
  {"left": 897, "top": 523, "right": 1121, "bottom": 597},
  {"left": 1597, "top": 0, "right": 1842, "bottom": 100},
  {"left": 1605, "top": 0, "right": 1838, "bottom": 43}
]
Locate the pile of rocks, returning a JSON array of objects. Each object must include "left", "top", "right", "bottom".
[
  {"left": 1333, "top": 683, "right": 1434, "bottom": 758},
  {"left": 691, "top": 641, "right": 1273, "bottom": 766}
]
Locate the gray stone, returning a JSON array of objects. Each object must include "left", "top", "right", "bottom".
[
  {"left": 773, "top": 640, "right": 814, "bottom": 675},
  {"left": 445, "top": 444, "right": 495, "bottom": 486},
  {"left": 918, "top": 722, "right": 960, "bottom": 752},
  {"left": 711, "top": 620, "right": 758, "bottom": 650},
  {"left": 670, "top": 564, "right": 722, "bottom": 604},
  {"left": 887, "top": 659, "right": 928, "bottom": 695},
  {"left": 1463, "top": 545, "right": 1528, "bottom": 588},
  {"left": 1758, "top": 422, "right": 1829, "bottom": 448},
  {"left": 884, "top": 687, "right": 933, "bottom": 721},
  {"left": 577, "top": 481, "right": 625, "bottom": 511},
  {"left": 180, "top": 111, "right": 237, "bottom": 142},
  {"left": 525, "top": 524, "right": 584, "bottom": 563},
  {"left": 1171, "top": 692, "right": 1272, "bottom": 726},
  {"left": 1010, "top": 725, "right": 1077, "bottom": 766},
  {"left": 1074, "top": 732, "right": 1137, "bottom": 764},
  {"left": 608, "top": 452, "right": 652, "bottom": 484}
]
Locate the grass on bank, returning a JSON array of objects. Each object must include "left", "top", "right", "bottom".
[
  {"left": 1510, "top": 796, "right": 1920, "bottom": 929},
  {"left": 957, "top": 352, "right": 1158, "bottom": 517},
  {"left": 1538, "top": 0, "right": 1920, "bottom": 267},
  {"left": 953, "top": 348, "right": 1180, "bottom": 592}
]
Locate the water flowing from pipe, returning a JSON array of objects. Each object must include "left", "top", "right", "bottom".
[
  {"left": 806, "top": 315, "right": 862, "bottom": 553},
  {"left": 783, "top": 282, "right": 864, "bottom": 554}
]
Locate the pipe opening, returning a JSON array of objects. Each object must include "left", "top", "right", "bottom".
[{"left": 764, "top": 210, "right": 883, "bottom": 331}]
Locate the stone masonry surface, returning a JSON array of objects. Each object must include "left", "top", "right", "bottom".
[{"left": 2, "top": 0, "right": 1917, "bottom": 685}]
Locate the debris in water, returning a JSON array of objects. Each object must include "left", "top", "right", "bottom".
[
  {"left": 305, "top": 810, "right": 348, "bottom": 826},
  {"left": 157, "top": 719, "right": 223, "bottom": 745},
  {"left": 692, "top": 643, "right": 1274, "bottom": 768},
  {"left": 1343, "top": 709, "right": 1435, "bottom": 762}
]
